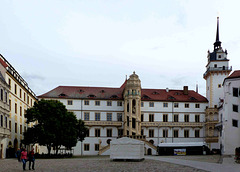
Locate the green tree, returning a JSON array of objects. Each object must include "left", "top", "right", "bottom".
[{"left": 23, "top": 99, "right": 86, "bottom": 155}]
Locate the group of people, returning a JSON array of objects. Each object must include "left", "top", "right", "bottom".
[{"left": 16, "top": 148, "right": 35, "bottom": 170}]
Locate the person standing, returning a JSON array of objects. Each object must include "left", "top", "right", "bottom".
[
  {"left": 16, "top": 148, "right": 21, "bottom": 162},
  {"left": 20, "top": 148, "right": 28, "bottom": 170},
  {"left": 28, "top": 148, "right": 35, "bottom": 170}
]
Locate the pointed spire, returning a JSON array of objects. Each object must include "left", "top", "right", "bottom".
[{"left": 214, "top": 17, "right": 222, "bottom": 50}]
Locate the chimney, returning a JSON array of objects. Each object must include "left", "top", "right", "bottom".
[
  {"left": 166, "top": 88, "right": 169, "bottom": 92},
  {"left": 183, "top": 86, "right": 188, "bottom": 95}
]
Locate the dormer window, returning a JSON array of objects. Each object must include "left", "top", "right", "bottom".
[
  {"left": 142, "top": 95, "right": 150, "bottom": 99},
  {"left": 79, "top": 89, "right": 84, "bottom": 93},
  {"left": 189, "top": 97, "right": 197, "bottom": 101},
  {"left": 59, "top": 93, "right": 66, "bottom": 97},
  {"left": 88, "top": 94, "right": 96, "bottom": 98},
  {"left": 152, "top": 91, "right": 159, "bottom": 95},
  {"left": 110, "top": 95, "right": 118, "bottom": 99},
  {"left": 100, "top": 90, "right": 105, "bottom": 93}
]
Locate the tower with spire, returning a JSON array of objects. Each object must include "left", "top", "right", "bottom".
[{"left": 203, "top": 17, "right": 232, "bottom": 148}]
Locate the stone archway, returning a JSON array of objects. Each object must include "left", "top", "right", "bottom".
[{"left": 14, "top": 138, "right": 18, "bottom": 152}]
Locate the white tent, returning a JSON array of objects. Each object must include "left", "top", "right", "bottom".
[{"left": 110, "top": 137, "right": 144, "bottom": 160}]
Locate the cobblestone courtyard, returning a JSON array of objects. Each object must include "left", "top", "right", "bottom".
[{"left": 0, "top": 156, "right": 207, "bottom": 172}]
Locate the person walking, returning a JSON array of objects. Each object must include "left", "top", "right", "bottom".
[
  {"left": 16, "top": 148, "right": 21, "bottom": 162},
  {"left": 28, "top": 148, "right": 35, "bottom": 170},
  {"left": 20, "top": 148, "right": 28, "bottom": 170}
]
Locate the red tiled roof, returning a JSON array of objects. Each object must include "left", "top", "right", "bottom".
[
  {"left": 227, "top": 70, "right": 240, "bottom": 79},
  {"left": 0, "top": 57, "right": 8, "bottom": 68},
  {"left": 39, "top": 83, "right": 208, "bottom": 103}
]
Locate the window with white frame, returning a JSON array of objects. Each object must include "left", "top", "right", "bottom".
[
  {"left": 149, "top": 129, "right": 154, "bottom": 137},
  {"left": 95, "top": 101, "right": 100, "bottom": 106},
  {"left": 67, "top": 100, "right": 73, "bottom": 105},
  {"left": 149, "top": 102, "right": 154, "bottom": 107},
  {"left": 163, "top": 103, "right": 168, "bottom": 107},
  {"left": 163, "top": 129, "right": 168, "bottom": 137},
  {"left": 84, "top": 100, "right": 89, "bottom": 105},
  {"left": 117, "top": 113, "right": 122, "bottom": 121},
  {"left": 95, "top": 113, "right": 100, "bottom": 121},
  {"left": 117, "top": 101, "right": 122, "bottom": 106},
  {"left": 107, "top": 101, "right": 112, "bottom": 106},
  {"left": 195, "top": 104, "right": 200, "bottom": 108},
  {"left": 174, "top": 103, "right": 179, "bottom": 108},
  {"left": 84, "top": 112, "right": 90, "bottom": 121},
  {"left": 107, "top": 113, "right": 112, "bottom": 121}
]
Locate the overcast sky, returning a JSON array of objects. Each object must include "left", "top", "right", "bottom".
[{"left": 0, "top": 0, "right": 239, "bottom": 97}]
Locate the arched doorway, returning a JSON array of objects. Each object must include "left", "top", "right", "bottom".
[
  {"left": 14, "top": 138, "right": 18, "bottom": 152},
  {"left": 147, "top": 148, "right": 152, "bottom": 155}
]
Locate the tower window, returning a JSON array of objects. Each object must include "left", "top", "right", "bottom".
[
  {"left": 233, "top": 88, "right": 239, "bottom": 97},
  {"left": 214, "top": 64, "right": 217, "bottom": 68},
  {"left": 218, "top": 84, "right": 222, "bottom": 88},
  {"left": 218, "top": 55, "right": 221, "bottom": 58},
  {"left": 233, "top": 104, "right": 238, "bottom": 112},
  {"left": 232, "top": 119, "right": 238, "bottom": 128}
]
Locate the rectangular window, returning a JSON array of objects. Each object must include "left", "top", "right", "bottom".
[
  {"left": 5, "top": 92, "right": 7, "bottom": 103},
  {"left": 195, "top": 115, "right": 200, "bottom": 122},
  {"left": 117, "top": 113, "right": 122, "bottom": 121},
  {"left": 141, "top": 114, "right": 144, "bottom": 122},
  {"left": 95, "top": 129, "right": 101, "bottom": 137},
  {"left": 233, "top": 104, "right": 238, "bottom": 112},
  {"left": 20, "top": 125, "right": 22, "bottom": 134},
  {"left": 149, "top": 102, "right": 154, "bottom": 107},
  {"left": 24, "top": 93, "right": 26, "bottom": 102},
  {"left": 84, "top": 144, "right": 90, "bottom": 151},
  {"left": 163, "top": 103, "right": 168, "bottom": 107},
  {"left": 95, "top": 113, "right": 100, "bottom": 121},
  {"left": 9, "top": 99, "right": 11, "bottom": 110},
  {"left": 141, "top": 129, "right": 144, "bottom": 136},
  {"left": 95, "top": 144, "right": 99, "bottom": 151},
  {"left": 67, "top": 100, "right": 73, "bottom": 105},
  {"left": 163, "top": 114, "right": 168, "bottom": 122},
  {"left": 117, "top": 101, "right": 122, "bottom": 106},
  {"left": 27, "top": 96, "right": 29, "bottom": 104},
  {"left": 174, "top": 130, "right": 178, "bottom": 137},
  {"left": 107, "top": 129, "right": 112, "bottom": 137},
  {"left": 107, "top": 113, "right": 112, "bottom": 121},
  {"left": 20, "top": 89, "right": 22, "bottom": 98},
  {"left": 195, "top": 104, "right": 200, "bottom": 108},
  {"left": 15, "top": 123, "right": 17, "bottom": 133},
  {"left": 84, "top": 112, "right": 89, "bottom": 121},
  {"left": 1, "top": 89, "right": 3, "bottom": 101},
  {"left": 118, "top": 129, "right": 123, "bottom": 137},
  {"left": 163, "top": 129, "right": 168, "bottom": 137},
  {"left": 85, "top": 129, "right": 89, "bottom": 137},
  {"left": 107, "top": 101, "right": 112, "bottom": 106},
  {"left": 8, "top": 78, "right": 11, "bottom": 89},
  {"left": 141, "top": 102, "right": 144, "bottom": 107},
  {"left": 149, "top": 114, "right": 154, "bottom": 122},
  {"left": 84, "top": 100, "right": 89, "bottom": 105},
  {"left": 184, "top": 114, "right": 189, "bottom": 122},
  {"left": 232, "top": 119, "right": 238, "bottom": 128},
  {"left": 5, "top": 116, "right": 7, "bottom": 128},
  {"left": 31, "top": 99, "right": 33, "bottom": 106},
  {"left": 149, "top": 129, "right": 154, "bottom": 137},
  {"left": 184, "top": 130, "right": 189, "bottom": 138},
  {"left": 185, "top": 103, "right": 189, "bottom": 108},
  {"left": 14, "top": 84, "right": 17, "bottom": 94},
  {"left": 95, "top": 101, "right": 100, "bottom": 106},
  {"left": 15, "top": 103, "right": 17, "bottom": 113},
  {"left": 20, "top": 106, "right": 22, "bottom": 116},
  {"left": 0, "top": 115, "right": 2, "bottom": 127},
  {"left": 132, "top": 118, "right": 136, "bottom": 129},
  {"left": 174, "top": 114, "right": 179, "bottom": 122},
  {"left": 233, "top": 87, "right": 239, "bottom": 97},
  {"left": 195, "top": 130, "right": 200, "bottom": 138},
  {"left": 174, "top": 103, "right": 179, "bottom": 108},
  {"left": 9, "top": 121, "right": 11, "bottom": 131}
]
